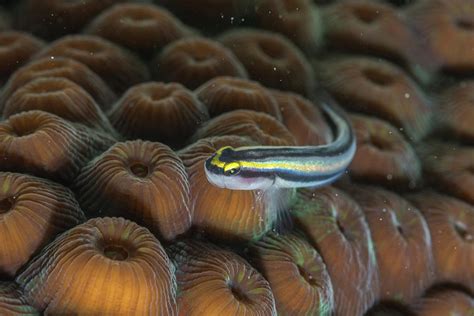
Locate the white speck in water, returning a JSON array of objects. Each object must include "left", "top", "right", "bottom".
[
  {"left": 386, "top": 174, "right": 393, "bottom": 180},
  {"left": 404, "top": 93, "right": 410, "bottom": 99}
]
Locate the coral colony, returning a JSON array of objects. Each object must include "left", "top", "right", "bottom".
[{"left": 0, "top": 0, "right": 473, "bottom": 315}]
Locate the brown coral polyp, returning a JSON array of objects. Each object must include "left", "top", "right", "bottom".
[
  {"left": 0, "top": 31, "right": 44, "bottom": 83},
  {"left": 344, "top": 185, "right": 434, "bottom": 302},
  {"left": 87, "top": 3, "right": 192, "bottom": 58},
  {"left": 349, "top": 114, "right": 421, "bottom": 188},
  {"left": 273, "top": 90, "right": 332, "bottom": 146},
  {"left": 249, "top": 232, "right": 334, "bottom": 315},
  {"left": 33, "top": 35, "right": 149, "bottom": 93},
  {"left": 108, "top": 82, "right": 209, "bottom": 149},
  {"left": 436, "top": 81, "right": 474, "bottom": 143},
  {"left": 255, "top": 0, "right": 323, "bottom": 54},
  {"left": 322, "top": 1, "right": 428, "bottom": 75},
  {"left": 179, "top": 136, "right": 289, "bottom": 242},
  {"left": 408, "top": 0, "right": 474, "bottom": 75},
  {"left": 0, "top": 57, "right": 116, "bottom": 111},
  {"left": 316, "top": 56, "right": 432, "bottom": 141},
  {"left": 168, "top": 240, "right": 276, "bottom": 315},
  {"left": 196, "top": 76, "right": 282, "bottom": 120},
  {"left": 17, "top": 217, "right": 177, "bottom": 315},
  {"left": 0, "top": 172, "right": 85, "bottom": 278},
  {"left": 153, "top": 37, "right": 248, "bottom": 90},
  {"left": 219, "top": 28, "right": 315, "bottom": 96},
  {"left": 17, "top": 0, "right": 125, "bottom": 39},
  {"left": 191, "top": 109, "right": 295, "bottom": 146},
  {"left": 420, "top": 142, "right": 474, "bottom": 204},
  {"left": 0, "top": 110, "right": 115, "bottom": 184},
  {"left": 413, "top": 289, "right": 474, "bottom": 316},
  {"left": 291, "top": 186, "right": 378, "bottom": 316},
  {"left": 408, "top": 192, "right": 474, "bottom": 293},
  {"left": 73, "top": 140, "right": 191, "bottom": 241},
  {"left": 3, "top": 77, "right": 115, "bottom": 134}
]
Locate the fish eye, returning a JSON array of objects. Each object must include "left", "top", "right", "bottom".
[{"left": 223, "top": 162, "right": 241, "bottom": 176}]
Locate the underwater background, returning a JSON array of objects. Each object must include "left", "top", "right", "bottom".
[{"left": 0, "top": 0, "right": 473, "bottom": 315}]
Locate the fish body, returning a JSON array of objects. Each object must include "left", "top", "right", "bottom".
[{"left": 204, "top": 102, "right": 356, "bottom": 190}]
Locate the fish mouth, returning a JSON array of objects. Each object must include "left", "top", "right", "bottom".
[{"left": 203, "top": 159, "right": 227, "bottom": 189}]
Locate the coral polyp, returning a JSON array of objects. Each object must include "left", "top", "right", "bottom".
[
  {"left": 249, "top": 232, "right": 334, "bottom": 315},
  {"left": 0, "top": 172, "right": 85, "bottom": 278},
  {"left": 74, "top": 140, "right": 192, "bottom": 241},
  {"left": 154, "top": 37, "right": 247, "bottom": 89},
  {"left": 17, "top": 217, "right": 178, "bottom": 315},
  {"left": 196, "top": 76, "right": 282, "bottom": 119},
  {"left": 169, "top": 240, "right": 276, "bottom": 315}
]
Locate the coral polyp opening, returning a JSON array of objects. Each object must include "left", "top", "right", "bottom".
[
  {"left": 190, "top": 53, "right": 210, "bottom": 63},
  {"left": 396, "top": 224, "right": 405, "bottom": 237},
  {"left": 129, "top": 162, "right": 150, "bottom": 178},
  {"left": 297, "top": 264, "right": 318, "bottom": 287},
  {"left": 455, "top": 18, "right": 474, "bottom": 31},
  {"left": 336, "top": 218, "right": 347, "bottom": 238},
  {"left": 353, "top": 7, "right": 379, "bottom": 24},
  {"left": 454, "top": 221, "right": 472, "bottom": 242},
  {"left": 370, "top": 134, "right": 393, "bottom": 151},
  {"left": 122, "top": 12, "right": 154, "bottom": 26},
  {"left": 12, "top": 124, "right": 37, "bottom": 137},
  {"left": 363, "top": 68, "right": 394, "bottom": 87},
  {"left": 148, "top": 88, "right": 173, "bottom": 101},
  {"left": 0, "top": 197, "right": 14, "bottom": 215},
  {"left": 102, "top": 244, "right": 130, "bottom": 261},
  {"left": 229, "top": 283, "right": 250, "bottom": 303},
  {"left": 259, "top": 41, "right": 286, "bottom": 59}
]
